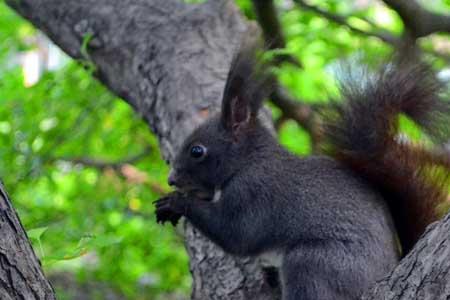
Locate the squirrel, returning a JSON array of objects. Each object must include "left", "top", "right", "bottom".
[{"left": 154, "top": 36, "right": 450, "bottom": 300}]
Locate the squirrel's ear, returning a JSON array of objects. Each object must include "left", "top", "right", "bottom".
[
  {"left": 228, "top": 94, "right": 251, "bottom": 137},
  {"left": 220, "top": 26, "right": 271, "bottom": 138}
]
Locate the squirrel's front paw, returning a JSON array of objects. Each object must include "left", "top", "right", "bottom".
[{"left": 154, "top": 193, "right": 185, "bottom": 226}]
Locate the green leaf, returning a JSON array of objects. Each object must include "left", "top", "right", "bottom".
[
  {"left": 27, "top": 226, "right": 48, "bottom": 240},
  {"left": 80, "top": 33, "right": 93, "bottom": 60}
]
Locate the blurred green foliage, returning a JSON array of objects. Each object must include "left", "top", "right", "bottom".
[{"left": 0, "top": 0, "right": 448, "bottom": 299}]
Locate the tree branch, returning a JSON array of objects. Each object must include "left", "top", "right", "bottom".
[
  {"left": 270, "top": 88, "right": 321, "bottom": 151},
  {"left": 251, "top": 0, "right": 323, "bottom": 151},
  {"left": 52, "top": 148, "right": 169, "bottom": 195},
  {"left": 251, "top": 0, "right": 301, "bottom": 67},
  {"left": 363, "top": 213, "right": 450, "bottom": 299},
  {"left": 54, "top": 147, "right": 152, "bottom": 171},
  {"left": 290, "top": 0, "right": 450, "bottom": 63},
  {"left": 293, "top": 0, "right": 400, "bottom": 45},
  {"left": 383, "top": 0, "right": 450, "bottom": 38}
]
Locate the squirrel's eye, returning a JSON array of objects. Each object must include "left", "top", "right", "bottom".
[{"left": 190, "top": 145, "right": 206, "bottom": 159}]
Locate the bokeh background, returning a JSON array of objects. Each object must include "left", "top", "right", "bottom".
[{"left": 0, "top": 0, "right": 449, "bottom": 299}]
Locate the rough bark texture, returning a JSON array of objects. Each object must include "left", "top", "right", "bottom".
[
  {"left": 5, "top": 0, "right": 450, "bottom": 299},
  {"left": 363, "top": 213, "right": 450, "bottom": 300},
  {"left": 0, "top": 181, "right": 55, "bottom": 300}
]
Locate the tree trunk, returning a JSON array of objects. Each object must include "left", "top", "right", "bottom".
[
  {"left": 5, "top": 0, "right": 450, "bottom": 299},
  {"left": 0, "top": 181, "right": 55, "bottom": 299},
  {"left": 362, "top": 213, "right": 450, "bottom": 300}
]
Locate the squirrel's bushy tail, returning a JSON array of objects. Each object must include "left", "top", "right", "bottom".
[{"left": 322, "top": 63, "right": 450, "bottom": 255}]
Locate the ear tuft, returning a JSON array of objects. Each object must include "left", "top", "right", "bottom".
[{"left": 220, "top": 26, "right": 272, "bottom": 136}]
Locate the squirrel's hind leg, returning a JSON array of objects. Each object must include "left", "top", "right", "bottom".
[{"left": 281, "top": 242, "right": 375, "bottom": 300}]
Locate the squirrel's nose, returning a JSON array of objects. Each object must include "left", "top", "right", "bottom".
[{"left": 168, "top": 169, "right": 178, "bottom": 187}]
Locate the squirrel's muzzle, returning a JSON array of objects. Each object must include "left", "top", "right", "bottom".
[{"left": 168, "top": 169, "right": 179, "bottom": 187}]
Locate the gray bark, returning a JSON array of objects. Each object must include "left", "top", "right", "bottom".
[
  {"left": 0, "top": 181, "right": 55, "bottom": 299},
  {"left": 363, "top": 213, "right": 450, "bottom": 300},
  {"left": 5, "top": 0, "right": 450, "bottom": 299}
]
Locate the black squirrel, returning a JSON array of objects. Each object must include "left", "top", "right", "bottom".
[{"left": 154, "top": 37, "right": 450, "bottom": 299}]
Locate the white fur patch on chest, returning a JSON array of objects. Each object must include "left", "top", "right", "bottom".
[
  {"left": 212, "top": 188, "right": 222, "bottom": 203},
  {"left": 258, "top": 251, "right": 283, "bottom": 268}
]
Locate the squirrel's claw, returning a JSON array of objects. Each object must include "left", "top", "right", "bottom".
[{"left": 154, "top": 196, "right": 183, "bottom": 226}]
